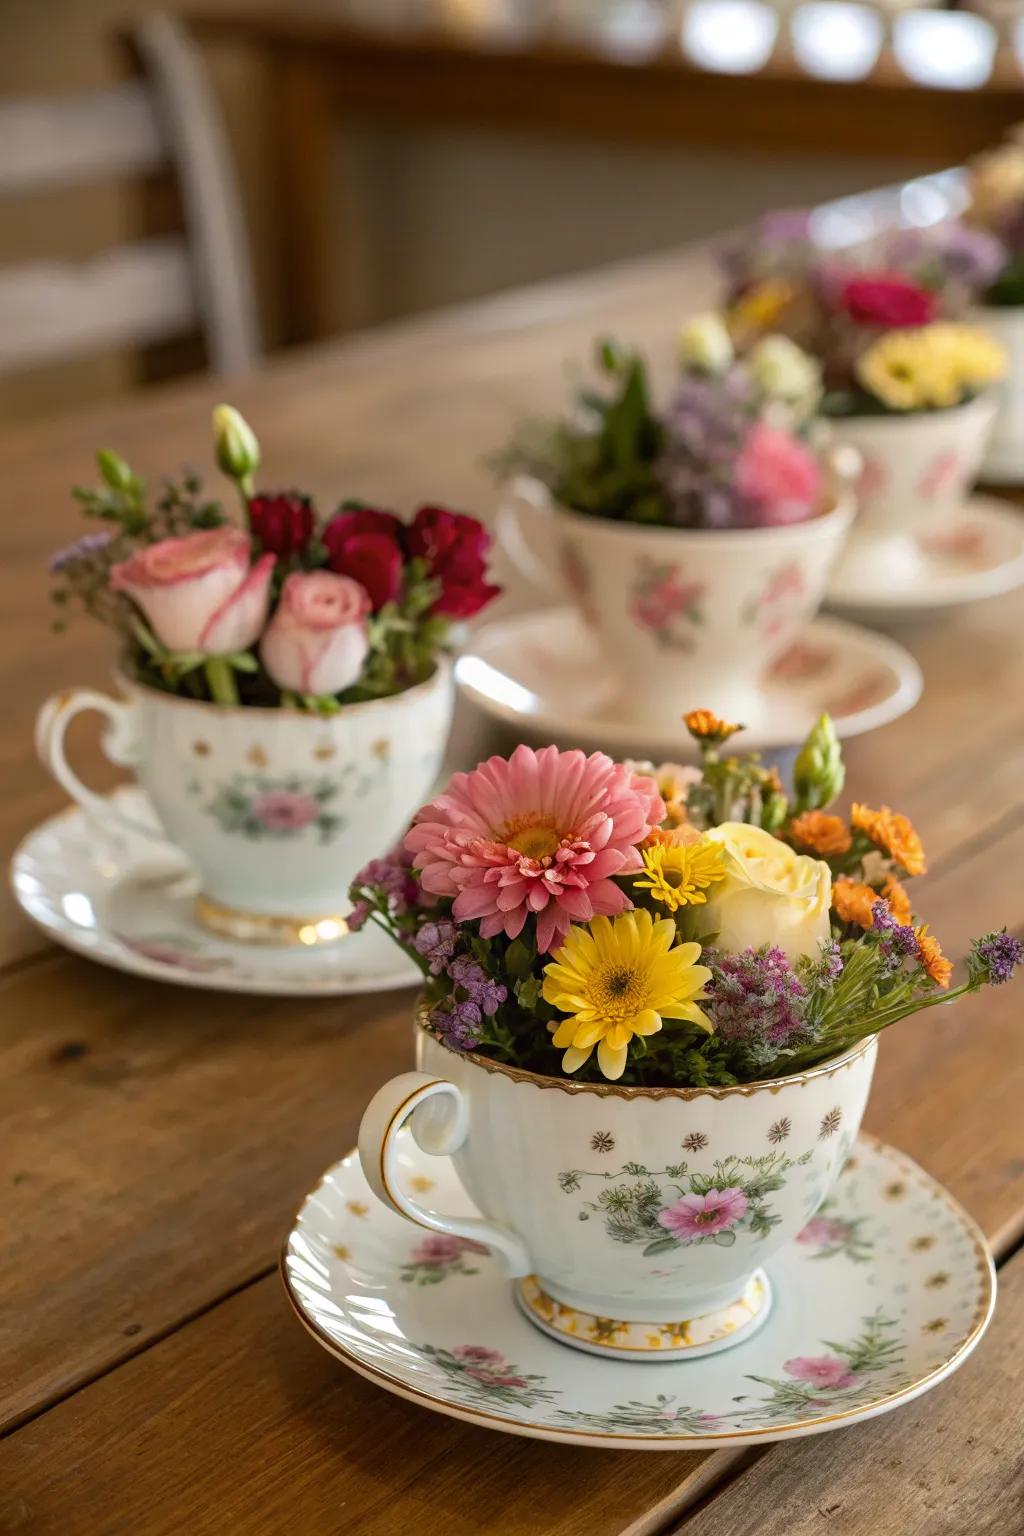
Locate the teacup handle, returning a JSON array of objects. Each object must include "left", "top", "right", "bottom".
[
  {"left": 358, "top": 1070, "right": 531, "bottom": 1277},
  {"left": 36, "top": 687, "right": 162, "bottom": 843},
  {"left": 495, "top": 476, "right": 564, "bottom": 598}
]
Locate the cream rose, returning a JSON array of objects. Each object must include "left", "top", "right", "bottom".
[
  {"left": 679, "top": 312, "right": 734, "bottom": 375},
  {"left": 698, "top": 822, "right": 832, "bottom": 963},
  {"left": 260, "top": 570, "right": 370, "bottom": 696},
  {"left": 110, "top": 528, "right": 275, "bottom": 654}
]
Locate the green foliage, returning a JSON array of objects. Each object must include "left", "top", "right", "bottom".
[
  {"left": 493, "top": 342, "right": 667, "bottom": 524},
  {"left": 985, "top": 258, "right": 1024, "bottom": 307}
]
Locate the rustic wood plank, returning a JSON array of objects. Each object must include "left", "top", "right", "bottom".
[
  {"left": 670, "top": 1245, "right": 1024, "bottom": 1536},
  {"left": 0, "top": 1274, "right": 742, "bottom": 1536}
]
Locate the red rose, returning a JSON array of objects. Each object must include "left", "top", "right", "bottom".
[
  {"left": 839, "top": 273, "right": 936, "bottom": 329},
  {"left": 248, "top": 493, "right": 314, "bottom": 559},
  {"left": 322, "top": 506, "right": 405, "bottom": 610},
  {"left": 407, "top": 506, "right": 500, "bottom": 619}
]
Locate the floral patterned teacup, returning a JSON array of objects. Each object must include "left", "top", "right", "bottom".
[
  {"left": 35, "top": 663, "right": 453, "bottom": 944},
  {"left": 357, "top": 1021, "right": 877, "bottom": 1361},
  {"left": 497, "top": 477, "right": 853, "bottom": 726},
  {"left": 828, "top": 393, "right": 997, "bottom": 592}
]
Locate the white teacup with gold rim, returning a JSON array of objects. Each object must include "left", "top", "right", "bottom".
[
  {"left": 36, "top": 663, "right": 453, "bottom": 945},
  {"left": 358, "top": 1021, "right": 877, "bottom": 1361}
]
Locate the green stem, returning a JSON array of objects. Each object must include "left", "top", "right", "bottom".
[
  {"left": 236, "top": 476, "right": 254, "bottom": 520},
  {"left": 204, "top": 656, "right": 239, "bottom": 706}
]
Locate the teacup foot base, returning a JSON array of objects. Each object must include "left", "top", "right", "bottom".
[
  {"left": 194, "top": 894, "right": 350, "bottom": 947},
  {"left": 515, "top": 1271, "right": 772, "bottom": 1361}
]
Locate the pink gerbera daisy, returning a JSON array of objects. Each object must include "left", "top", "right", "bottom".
[
  {"left": 404, "top": 745, "right": 664, "bottom": 953},
  {"left": 656, "top": 1187, "right": 748, "bottom": 1241}
]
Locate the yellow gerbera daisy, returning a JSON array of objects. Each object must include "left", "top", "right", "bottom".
[
  {"left": 633, "top": 838, "right": 727, "bottom": 913},
  {"left": 542, "top": 910, "right": 712, "bottom": 1081}
]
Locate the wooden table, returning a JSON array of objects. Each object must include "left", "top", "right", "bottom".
[
  {"left": 189, "top": 6, "right": 1024, "bottom": 341},
  {"left": 1, "top": 241, "right": 1023, "bottom": 1535}
]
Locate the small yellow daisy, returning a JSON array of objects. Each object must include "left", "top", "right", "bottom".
[
  {"left": 542, "top": 910, "right": 712, "bottom": 1081},
  {"left": 633, "top": 837, "right": 727, "bottom": 913}
]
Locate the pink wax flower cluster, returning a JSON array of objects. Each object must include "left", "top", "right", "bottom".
[
  {"left": 405, "top": 743, "right": 664, "bottom": 954},
  {"left": 50, "top": 406, "right": 500, "bottom": 711}
]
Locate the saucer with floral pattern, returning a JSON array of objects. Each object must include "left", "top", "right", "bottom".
[
  {"left": 454, "top": 610, "right": 920, "bottom": 761},
  {"left": 827, "top": 495, "right": 1024, "bottom": 617},
  {"left": 10, "top": 786, "right": 419, "bottom": 996},
  {"left": 282, "top": 1132, "right": 994, "bottom": 1450}
]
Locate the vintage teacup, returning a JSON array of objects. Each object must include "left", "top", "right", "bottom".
[
  {"left": 497, "top": 476, "right": 853, "bottom": 726},
  {"left": 359, "top": 1019, "right": 877, "bottom": 1360},
  {"left": 829, "top": 393, "right": 997, "bottom": 591},
  {"left": 36, "top": 663, "right": 453, "bottom": 944}
]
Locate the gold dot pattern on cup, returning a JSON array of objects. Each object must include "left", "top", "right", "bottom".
[
  {"left": 926, "top": 1272, "right": 950, "bottom": 1289},
  {"left": 372, "top": 738, "right": 391, "bottom": 763},
  {"left": 911, "top": 1235, "right": 936, "bottom": 1252},
  {"left": 346, "top": 1200, "right": 369, "bottom": 1218},
  {"left": 313, "top": 743, "right": 336, "bottom": 762},
  {"left": 247, "top": 745, "right": 269, "bottom": 768},
  {"left": 409, "top": 1175, "right": 435, "bottom": 1193},
  {"left": 192, "top": 740, "right": 211, "bottom": 757},
  {"left": 332, "top": 1243, "right": 351, "bottom": 1262},
  {"left": 884, "top": 1181, "right": 907, "bottom": 1201}
]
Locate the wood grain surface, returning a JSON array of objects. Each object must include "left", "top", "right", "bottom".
[{"left": 1, "top": 233, "right": 1022, "bottom": 1534}]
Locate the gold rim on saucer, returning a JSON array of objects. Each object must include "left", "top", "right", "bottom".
[{"left": 195, "top": 893, "right": 350, "bottom": 947}]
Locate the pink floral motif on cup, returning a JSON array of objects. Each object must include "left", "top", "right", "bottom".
[
  {"left": 857, "top": 454, "right": 887, "bottom": 507},
  {"left": 915, "top": 449, "right": 961, "bottom": 501},
  {"left": 201, "top": 771, "right": 367, "bottom": 843},
  {"left": 918, "top": 525, "right": 989, "bottom": 567},
  {"left": 630, "top": 560, "right": 706, "bottom": 651},
  {"left": 741, "top": 561, "right": 806, "bottom": 639},
  {"left": 559, "top": 539, "right": 599, "bottom": 628}
]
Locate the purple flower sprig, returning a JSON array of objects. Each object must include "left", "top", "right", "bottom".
[
  {"left": 427, "top": 953, "right": 508, "bottom": 1053},
  {"left": 705, "top": 945, "right": 819, "bottom": 1069},
  {"left": 969, "top": 930, "right": 1024, "bottom": 987},
  {"left": 347, "top": 846, "right": 422, "bottom": 941},
  {"left": 871, "top": 901, "right": 920, "bottom": 974}
]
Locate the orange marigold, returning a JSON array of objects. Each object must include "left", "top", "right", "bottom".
[
  {"left": 832, "top": 877, "right": 879, "bottom": 930},
  {"left": 683, "top": 709, "right": 741, "bottom": 743},
  {"left": 915, "top": 925, "right": 952, "bottom": 989},
  {"left": 851, "top": 803, "right": 927, "bottom": 876},
  {"left": 883, "top": 875, "right": 913, "bottom": 926},
  {"left": 789, "top": 811, "right": 853, "bottom": 857}
]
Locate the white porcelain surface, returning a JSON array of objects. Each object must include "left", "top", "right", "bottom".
[
  {"left": 283, "top": 1132, "right": 995, "bottom": 1448},
  {"left": 10, "top": 787, "right": 419, "bottom": 995},
  {"left": 830, "top": 395, "right": 997, "bottom": 590},
  {"left": 973, "top": 305, "right": 1024, "bottom": 482},
  {"left": 35, "top": 664, "right": 453, "bottom": 921},
  {"left": 828, "top": 494, "right": 1024, "bottom": 616},
  {"left": 455, "top": 607, "right": 922, "bottom": 760},
  {"left": 358, "top": 1032, "right": 876, "bottom": 1334},
  {"left": 498, "top": 478, "right": 853, "bottom": 725}
]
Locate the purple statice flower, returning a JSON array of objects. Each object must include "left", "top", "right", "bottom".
[
  {"left": 352, "top": 848, "right": 419, "bottom": 918},
  {"left": 883, "top": 223, "right": 1006, "bottom": 300},
  {"left": 706, "top": 946, "right": 814, "bottom": 1066},
  {"left": 871, "top": 901, "right": 920, "bottom": 973},
  {"left": 431, "top": 996, "right": 484, "bottom": 1052},
  {"left": 413, "top": 919, "right": 458, "bottom": 976},
  {"left": 448, "top": 954, "right": 507, "bottom": 1017},
  {"left": 973, "top": 931, "right": 1023, "bottom": 986},
  {"left": 657, "top": 371, "right": 757, "bottom": 529},
  {"left": 48, "top": 529, "right": 113, "bottom": 573}
]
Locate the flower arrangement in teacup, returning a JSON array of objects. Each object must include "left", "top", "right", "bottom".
[
  {"left": 49, "top": 405, "right": 499, "bottom": 710},
  {"left": 492, "top": 330, "right": 852, "bottom": 722},
  {"left": 720, "top": 210, "right": 1007, "bottom": 578},
  {"left": 353, "top": 709, "right": 1019, "bottom": 1356},
  {"left": 38, "top": 408, "right": 499, "bottom": 944}
]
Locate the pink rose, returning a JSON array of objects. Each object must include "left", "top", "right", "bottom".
[
  {"left": 110, "top": 528, "right": 275, "bottom": 654},
  {"left": 735, "top": 423, "right": 822, "bottom": 527},
  {"left": 259, "top": 570, "right": 370, "bottom": 696}
]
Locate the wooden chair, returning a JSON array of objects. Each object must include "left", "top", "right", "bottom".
[{"left": 0, "top": 13, "right": 259, "bottom": 383}]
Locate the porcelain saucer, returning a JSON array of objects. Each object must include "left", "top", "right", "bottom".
[
  {"left": 455, "top": 610, "right": 921, "bottom": 760},
  {"left": 282, "top": 1133, "right": 994, "bottom": 1450},
  {"left": 10, "top": 786, "right": 419, "bottom": 997},
  {"left": 827, "top": 495, "right": 1024, "bottom": 617}
]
